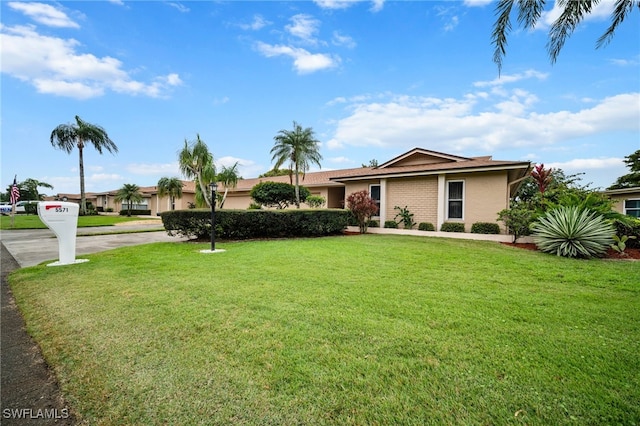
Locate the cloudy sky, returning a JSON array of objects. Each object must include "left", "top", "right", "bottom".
[{"left": 1, "top": 0, "right": 638, "bottom": 195}]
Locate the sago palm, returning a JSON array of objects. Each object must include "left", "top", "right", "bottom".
[
  {"left": 271, "top": 121, "right": 322, "bottom": 208},
  {"left": 50, "top": 115, "right": 118, "bottom": 215}
]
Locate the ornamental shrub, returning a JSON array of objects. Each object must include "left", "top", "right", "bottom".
[
  {"left": 250, "top": 181, "right": 310, "bottom": 209},
  {"left": 305, "top": 195, "right": 326, "bottom": 208},
  {"left": 418, "top": 222, "right": 435, "bottom": 231},
  {"left": 346, "top": 190, "right": 379, "bottom": 234},
  {"left": 161, "top": 209, "right": 349, "bottom": 240},
  {"left": 497, "top": 205, "right": 537, "bottom": 243},
  {"left": 367, "top": 219, "right": 379, "bottom": 228},
  {"left": 384, "top": 220, "right": 398, "bottom": 228},
  {"left": 612, "top": 217, "right": 640, "bottom": 249},
  {"left": 394, "top": 206, "right": 416, "bottom": 229},
  {"left": 471, "top": 222, "right": 501, "bottom": 234},
  {"left": 440, "top": 222, "right": 465, "bottom": 232},
  {"left": 531, "top": 206, "right": 615, "bottom": 258}
]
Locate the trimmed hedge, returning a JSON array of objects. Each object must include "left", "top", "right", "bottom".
[
  {"left": 120, "top": 209, "right": 152, "bottom": 216},
  {"left": 440, "top": 222, "right": 465, "bottom": 233},
  {"left": 161, "top": 209, "right": 350, "bottom": 240},
  {"left": 384, "top": 220, "right": 398, "bottom": 229},
  {"left": 418, "top": 222, "right": 435, "bottom": 231},
  {"left": 471, "top": 222, "right": 501, "bottom": 234}
]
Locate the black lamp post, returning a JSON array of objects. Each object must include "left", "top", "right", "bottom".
[{"left": 210, "top": 182, "right": 218, "bottom": 251}]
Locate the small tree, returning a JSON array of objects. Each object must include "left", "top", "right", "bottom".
[
  {"left": 250, "top": 181, "right": 310, "bottom": 209},
  {"left": 306, "top": 195, "right": 326, "bottom": 208},
  {"left": 115, "top": 183, "right": 143, "bottom": 217},
  {"left": 346, "top": 190, "right": 379, "bottom": 234},
  {"left": 497, "top": 204, "right": 537, "bottom": 243},
  {"left": 157, "top": 177, "right": 183, "bottom": 211}
]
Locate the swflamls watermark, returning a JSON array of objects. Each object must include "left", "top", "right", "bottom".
[{"left": 2, "top": 408, "right": 70, "bottom": 420}]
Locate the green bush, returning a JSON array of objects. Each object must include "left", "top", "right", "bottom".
[
  {"left": 497, "top": 205, "right": 537, "bottom": 243},
  {"left": 367, "top": 219, "right": 379, "bottom": 228},
  {"left": 247, "top": 203, "right": 262, "bottom": 210},
  {"left": 161, "top": 209, "right": 350, "bottom": 240},
  {"left": 250, "top": 181, "right": 310, "bottom": 209},
  {"left": 471, "top": 222, "right": 501, "bottom": 234},
  {"left": 305, "top": 195, "right": 326, "bottom": 208},
  {"left": 384, "top": 220, "right": 398, "bottom": 228},
  {"left": 531, "top": 206, "right": 615, "bottom": 258},
  {"left": 418, "top": 222, "right": 435, "bottom": 231},
  {"left": 612, "top": 217, "right": 640, "bottom": 249},
  {"left": 394, "top": 206, "right": 416, "bottom": 229},
  {"left": 119, "top": 209, "right": 151, "bottom": 216},
  {"left": 440, "top": 222, "right": 465, "bottom": 232}
]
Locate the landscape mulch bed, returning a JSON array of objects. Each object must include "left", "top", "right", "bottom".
[{"left": 502, "top": 242, "right": 640, "bottom": 260}]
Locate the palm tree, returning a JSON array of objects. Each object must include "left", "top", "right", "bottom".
[
  {"left": 19, "top": 178, "right": 54, "bottom": 200},
  {"left": 217, "top": 162, "right": 241, "bottom": 208},
  {"left": 115, "top": 183, "right": 143, "bottom": 217},
  {"left": 157, "top": 177, "right": 184, "bottom": 211},
  {"left": 270, "top": 121, "right": 323, "bottom": 208},
  {"left": 50, "top": 115, "right": 118, "bottom": 215},
  {"left": 492, "top": 0, "right": 639, "bottom": 72},
  {"left": 178, "top": 134, "right": 215, "bottom": 207}
]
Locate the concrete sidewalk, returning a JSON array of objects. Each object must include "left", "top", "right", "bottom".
[{"left": 1, "top": 224, "right": 187, "bottom": 268}]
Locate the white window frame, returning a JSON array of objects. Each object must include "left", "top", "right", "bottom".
[
  {"left": 369, "top": 184, "right": 381, "bottom": 218},
  {"left": 624, "top": 198, "right": 640, "bottom": 218},
  {"left": 446, "top": 180, "right": 465, "bottom": 220}
]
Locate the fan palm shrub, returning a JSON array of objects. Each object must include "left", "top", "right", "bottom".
[{"left": 532, "top": 206, "right": 615, "bottom": 258}]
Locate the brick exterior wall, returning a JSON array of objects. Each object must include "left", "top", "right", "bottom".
[{"left": 386, "top": 177, "right": 438, "bottom": 226}]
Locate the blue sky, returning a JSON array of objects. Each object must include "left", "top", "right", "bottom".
[{"left": 1, "top": 0, "right": 639, "bottom": 196}]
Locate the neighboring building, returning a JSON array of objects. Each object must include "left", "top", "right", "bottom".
[
  {"left": 47, "top": 148, "right": 533, "bottom": 232},
  {"left": 603, "top": 187, "right": 640, "bottom": 218}
]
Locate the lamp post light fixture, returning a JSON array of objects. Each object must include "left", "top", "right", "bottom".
[{"left": 210, "top": 182, "right": 218, "bottom": 252}]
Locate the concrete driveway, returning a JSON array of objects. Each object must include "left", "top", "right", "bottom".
[{"left": 0, "top": 222, "right": 188, "bottom": 268}]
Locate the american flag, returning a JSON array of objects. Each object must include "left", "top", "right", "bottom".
[{"left": 10, "top": 176, "right": 20, "bottom": 205}]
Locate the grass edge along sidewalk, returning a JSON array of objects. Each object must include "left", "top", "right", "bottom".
[{"left": 8, "top": 235, "right": 640, "bottom": 425}]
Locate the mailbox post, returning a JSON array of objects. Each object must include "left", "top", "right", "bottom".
[{"left": 37, "top": 201, "right": 89, "bottom": 266}]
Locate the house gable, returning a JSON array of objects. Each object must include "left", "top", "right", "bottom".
[{"left": 378, "top": 148, "right": 471, "bottom": 169}]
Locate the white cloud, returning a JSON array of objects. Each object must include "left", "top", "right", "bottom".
[
  {"left": 108, "top": 0, "right": 125, "bottom": 5},
  {"left": 255, "top": 42, "right": 339, "bottom": 74},
  {"left": 474, "top": 69, "right": 549, "bottom": 87},
  {"left": 8, "top": 2, "right": 80, "bottom": 28},
  {"left": 463, "top": 0, "right": 492, "bottom": 6},
  {"left": 216, "top": 156, "right": 262, "bottom": 179},
  {"left": 329, "top": 156, "right": 353, "bottom": 164},
  {"left": 535, "top": 0, "right": 614, "bottom": 30},
  {"left": 326, "top": 90, "right": 640, "bottom": 153},
  {"left": 0, "top": 25, "right": 182, "bottom": 99},
  {"left": 167, "top": 2, "right": 190, "bottom": 13},
  {"left": 332, "top": 31, "right": 356, "bottom": 49},
  {"left": 547, "top": 157, "right": 624, "bottom": 170},
  {"left": 238, "top": 15, "right": 271, "bottom": 31},
  {"left": 314, "top": 0, "right": 360, "bottom": 10},
  {"left": 126, "top": 163, "right": 179, "bottom": 176},
  {"left": 444, "top": 16, "right": 459, "bottom": 32},
  {"left": 286, "top": 14, "right": 321, "bottom": 44}
]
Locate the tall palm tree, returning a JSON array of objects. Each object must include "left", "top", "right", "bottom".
[
  {"left": 270, "top": 121, "right": 323, "bottom": 208},
  {"left": 178, "top": 134, "right": 215, "bottom": 207},
  {"left": 114, "top": 183, "right": 143, "bottom": 217},
  {"left": 217, "top": 162, "right": 241, "bottom": 209},
  {"left": 157, "top": 177, "right": 184, "bottom": 211},
  {"left": 492, "top": 0, "right": 639, "bottom": 72},
  {"left": 50, "top": 115, "right": 118, "bottom": 215}
]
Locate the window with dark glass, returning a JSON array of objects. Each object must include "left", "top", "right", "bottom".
[
  {"left": 625, "top": 199, "right": 640, "bottom": 218},
  {"left": 447, "top": 181, "right": 463, "bottom": 219},
  {"left": 370, "top": 184, "right": 381, "bottom": 216}
]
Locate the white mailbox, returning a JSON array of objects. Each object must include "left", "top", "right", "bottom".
[{"left": 37, "top": 202, "right": 89, "bottom": 266}]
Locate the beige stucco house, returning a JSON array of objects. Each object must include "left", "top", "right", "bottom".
[
  {"left": 220, "top": 148, "right": 532, "bottom": 232},
  {"left": 603, "top": 187, "right": 640, "bottom": 218}
]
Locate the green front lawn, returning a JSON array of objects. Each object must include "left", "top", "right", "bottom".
[
  {"left": 0, "top": 214, "right": 158, "bottom": 230},
  {"left": 9, "top": 235, "right": 640, "bottom": 425}
]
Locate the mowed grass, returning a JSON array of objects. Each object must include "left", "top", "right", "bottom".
[
  {"left": 0, "top": 214, "right": 158, "bottom": 230},
  {"left": 9, "top": 235, "right": 640, "bottom": 425}
]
